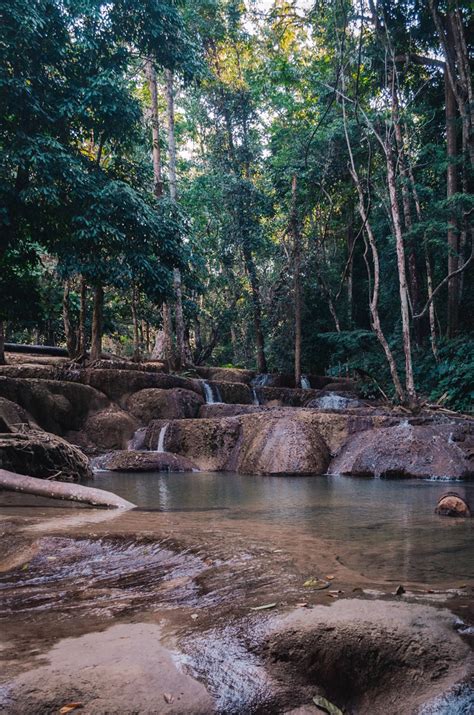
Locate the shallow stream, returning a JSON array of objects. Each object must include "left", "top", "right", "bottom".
[
  {"left": 95, "top": 471, "right": 474, "bottom": 584},
  {"left": 1, "top": 471, "right": 474, "bottom": 713}
]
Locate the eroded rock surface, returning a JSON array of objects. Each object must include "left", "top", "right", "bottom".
[
  {"left": 127, "top": 387, "right": 204, "bottom": 423},
  {"left": 330, "top": 422, "right": 474, "bottom": 478},
  {"left": 95, "top": 450, "right": 199, "bottom": 472},
  {"left": 147, "top": 417, "right": 241, "bottom": 471},
  {"left": 0, "top": 376, "right": 109, "bottom": 435},
  {"left": 236, "top": 413, "right": 330, "bottom": 475},
  {"left": 263, "top": 599, "right": 473, "bottom": 715},
  {"left": 0, "top": 430, "right": 92, "bottom": 482}
]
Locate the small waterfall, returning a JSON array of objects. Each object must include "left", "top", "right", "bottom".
[
  {"left": 201, "top": 380, "right": 222, "bottom": 404},
  {"left": 156, "top": 423, "right": 169, "bottom": 453},
  {"left": 252, "top": 388, "right": 260, "bottom": 405},
  {"left": 128, "top": 427, "right": 147, "bottom": 451},
  {"left": 300, "top": 375, "right": 311, "bottom": 389},
  {"left": 313, "top": 393, "right": 353, "bottom": 410},
  {"left": 252, "top": 374, "right": 272, "bottom": 387}
]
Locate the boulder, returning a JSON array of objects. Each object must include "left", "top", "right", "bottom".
[
  {"left": 0, "top": 377, "right": 109, "bottom": 435},
  {"left": 324, "top": 379, "right": 358, "bottom": 392},
  {"left": 0, "top": 397, "right": 35, "bottom": 433},
  {"left": 95, "top": 450, "right": 199, "bottom": 472},
  {"left": 236, "top": 412, "right": 330, "bottom": 475},
  {"left": 0, "top": 364, "right": 61, "bottom": 380},
  {"left": 199, "top": 403, "right": 265, "bottom": 418},
  {"left": 0, "top": 430, "right": 92, "bottom": 482},
  {"left": 146, "top": 417, "right": 241, "bottom": 472},
  {"left": 435, "top": 493, "right": 471, "bottom": 517},
  {"left": 79, "top": 369, "right": 202, "bottom": 403},
  {"left": 81, "top": 408, "right": 137, "bottom": 451},
  {"left": 194, "top": 366, "right": 255, "bottom": 384},
  {"left": 127, "top": 388, "right": 203, "bottom": 423},
  {"left": 147, "top": 411, "right": 332, "bottom": 476},
  {"left": 329, "top": 422, "right": 474, "bottom": 478},
  {"left": 213, "top": 381, "right": 252, "bottom": 404}
]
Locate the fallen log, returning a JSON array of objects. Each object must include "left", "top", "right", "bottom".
[
  {"left": 5, "top": 343, "right": 69, "bottom": 357},
  {"left": 0, "top": 469, "right": 135, "bottom": 509}
]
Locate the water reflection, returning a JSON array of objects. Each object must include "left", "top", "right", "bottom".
[{"left": 95, "top": 471, "right": 474, "bottom": 584}]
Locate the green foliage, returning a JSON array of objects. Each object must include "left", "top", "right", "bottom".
[{"left": 416, "top": 338, "right": 474, "bottom": 413}]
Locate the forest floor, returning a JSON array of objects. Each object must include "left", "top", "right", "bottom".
[{"left": 1, "top": 496, "right": 473, "bottom": 714}]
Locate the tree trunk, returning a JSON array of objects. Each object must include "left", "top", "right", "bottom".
[
  {"left": 173, "top": 268, "right": 191, "bottom": 368},
  {"left": 162, "top": 303, "right": 174, "bottom": 370},
  {"left": 291, "top": 175, "right": 302, "bottom": 388},
  {"left": 77, "top": 276, "right": 87, "bottom": 360},
  {"left": 0, "top": 321, "right": 5, "bottom": 365},
  {"left": 391, "top": 90, "right": 422, "bottom": 344},
  {"left": 165, "top": 69, "right": 190, "bottom": 369},
  {"left": 385, "top": 142, "right": 416, "bottom": 404},
  {"left": 346, "top": 214, "right": 354, "bottom": 326},
  {"left": 0, "top": 468, "right": 135, "bottom": 509},
  {"left": 90, "top": 284, "right": 104, "bottom": 362},
  {"left": 146, "top": 59, "right": 163, "bottom": 198},
  {"left": 446, "top": 72, "right": 459, "bottom": 337},
  {"left": 243, "top": 245, "right": 267, "bottom": 373},
  {"left": 131, "top": 284, "right": 140, "bottom": 362},
  {"left": 290, "top": 174, "right": 301, "bottom": 387},
  {"left": 342, "top": 97, "right": 405, "bottom": 403},
  {"left": 62, "top": 280, "right": 77, "bottom": 358}
]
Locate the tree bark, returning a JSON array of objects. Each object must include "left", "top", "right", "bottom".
[
  {"left": 62, "top": 280, "right": 77, "bottom": 358},
  {"left": 342, "top": 98, "right": 405, "bottom": 403},
  {"left": 391, "top": 89, "right": 422, "bottom": 344},
  {"left": 146, "top": 59, "right": 163, "bottom": 198},
  {"left": 131, "top": 284, "right": 140, "bottom": 362},
  {"left": 346, "top": 213, "right": 354, "bottom": 326},
  {"left": 77, "top": 276, "right": 87, "bottom": 360},
  {"left": 446, "top": 72, "right": 459, "bottom": 337},
  {"left": 385, "top": 141, "right": 416, "bottom": 404},
  {"left": 0, "top": 468, "right": 135, "bottom": 509},
  {"left": 90, "top": 284, "right": 104, "bottom": 362},
  {"left": 291, "top": 175, "right": 302, "bottom": 388},
  {"left": 0, "top": 321, "right": 5, "bottom": 365},
  {"left": 243, "top": 245, "right": 267, "bottom": 373},
  {"left": 165, "top": 69, "right": 190, "bottom": 368}
]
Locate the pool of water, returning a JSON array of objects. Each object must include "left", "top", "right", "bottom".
[{"left": 94, "top": 471, "right": 474, "bottom": 584}]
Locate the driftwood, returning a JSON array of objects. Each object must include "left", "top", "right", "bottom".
[{"left": 0, "top": 469, "right": 135, "bottom": 509}]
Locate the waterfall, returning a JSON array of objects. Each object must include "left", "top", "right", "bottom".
[
  {"left": 201, "top": 380, "right": 222, "bottom": 404},
  {"left": 156, "top": 423, "right": 169, "bottom": 453},
  {"left": 313, "top": 394, "right": 353, "bottom": 410},
  {"left": 252, "top": 387, "right": 260, "bottom": 405},
  {"left": 127, "top": 427, "right": 147, "bottom": 451},
  {"left": 252, "top": 374, "right": 272, "bottom": 387},
  {"left": 300, "top": 375, "right": 311, "bottom": 389}
]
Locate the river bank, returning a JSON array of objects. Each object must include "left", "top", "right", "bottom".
[{"left": 1, "top": 473, "right": 474, "bottom": 714}]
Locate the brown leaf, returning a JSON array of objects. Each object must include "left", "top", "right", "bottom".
[
  {"left": 59, "top": 704, "right": 83, "bottom": 714},
  {"left": 163, "top": 693, "right": 174, "bottom": 704}
]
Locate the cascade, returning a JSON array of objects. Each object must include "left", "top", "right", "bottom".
[
  {"left": 156, "top": 423, "right": 169, "bottom": 453},
  {"left": 127, "top": 427, "right": 147, "bottom": 451},
  {"left": 300, "top": 375, "right": 311, "bottom": 389},
  {"left": 252, "top": 374, "right": 272, "bottom": 387},
  {"left": 313, "top": 394, "right": 353, "bottom": 410},
  {"left": 201, "top": 380, "right": 222, "bottom": 404},
  {"left": 252, "top": 388, "right": 260, "bottom": 405}
]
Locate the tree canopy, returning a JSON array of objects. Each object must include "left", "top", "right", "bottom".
[{"left": 1, "top": 0, "right": 472, "bottom": 409}]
